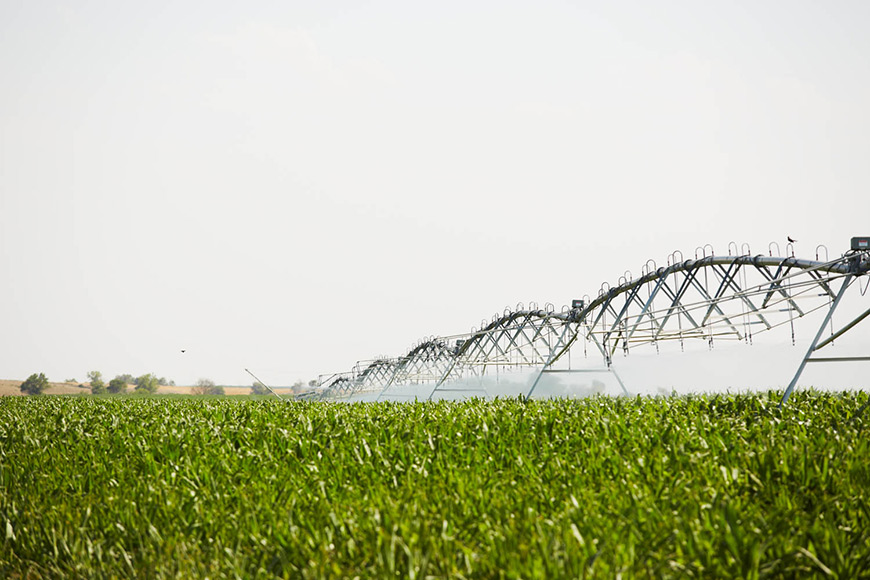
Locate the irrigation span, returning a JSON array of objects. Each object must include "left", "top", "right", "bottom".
[{"left": 316, "top": 239, "right": 870, "bottom": 405}]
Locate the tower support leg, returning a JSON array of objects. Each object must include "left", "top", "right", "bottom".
[
  {"left": 780, "top": 274, "right": 853, "bottom": 407},
  {"left": 525, "top": 332, "right": 629, "bottom": 400}
]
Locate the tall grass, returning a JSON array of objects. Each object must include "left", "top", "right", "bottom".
[{"left": 1, "top": 391, "right": 868, "bottom": 578}]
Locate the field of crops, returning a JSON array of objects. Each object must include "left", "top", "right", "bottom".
[{"left": 1, "top": 392, "right": 869, "bottom": 578}]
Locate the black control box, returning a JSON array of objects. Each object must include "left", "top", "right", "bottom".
[{"left": 852, "top": 237, "right": 870, "bottom": 251}]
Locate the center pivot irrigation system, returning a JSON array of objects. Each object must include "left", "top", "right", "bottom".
[{"left": 309, "top": 238, "right": 870, "bottom": 405}]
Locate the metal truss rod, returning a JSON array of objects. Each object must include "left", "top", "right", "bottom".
[
  {"left": 758, "top": 262, "right": 803, "bottom": 314},
  {"left": 654, "top": 271, "right": 703, "bottom": 337},
  {"left": 712, "top": 263, "right": 772, "bottom": 330},
  {"left": 604, "top": 282, "right": 645, "bottom": 344},
  {"left": 814, "top": 305, "right": 870, "bottom": 351},
  {"left": 686, "top": 274, "right": 743, "bottom": 340}
]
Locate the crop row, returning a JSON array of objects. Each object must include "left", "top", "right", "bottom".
[{"left": 1, "top": 392, "right": 869, "bottom": 578}]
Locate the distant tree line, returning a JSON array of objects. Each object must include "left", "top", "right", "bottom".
[
  {"left": 19, "top": 371, "right": 319, "bottom": 397},
  {"left": 18, "top": 372, "right": 168, "bottom": 396},
  {"left": 250, "top": 379, "right": 319, "bottom": 396},
  {"left": 110, "top": 373, "right": 175, "bottom": 387},
  {"left": 85, "top": 371, "right": 171, "bottom": 395}
]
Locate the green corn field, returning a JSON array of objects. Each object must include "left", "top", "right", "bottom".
[{"left": 1, "top": 391, "right": 869, "bottom": 578}]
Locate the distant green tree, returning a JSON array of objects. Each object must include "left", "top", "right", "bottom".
[
  {"left": 135, "top": 374, "right": 159, "bottom": 394},
  {"left": 210, "top": 385, "right": 225, "bottom": 396},
  {"left": 107, "top": 377, "right": 127, "bottom": 394},
  {"left": 308, "top": 379, "right": 319, "bottom": 388},
  {"left": 20, "top": 373, "right": 49, "bottom": 395},
  {"left": 115, "top": 374, "right": 135, "bottom": 385},
  {"left": 88, "top": 370, "right": 105, "bottom": 394},
  {"left": 251, "top": 381, "right": 269, "bottom": 395}
]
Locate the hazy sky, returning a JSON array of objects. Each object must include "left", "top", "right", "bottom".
[{"left": 2, "top": 1, "right": 869, "bottom": 387}]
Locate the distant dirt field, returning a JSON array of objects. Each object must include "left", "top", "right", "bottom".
[
  {"left": 0, "top": 379, "right": 88, "bottom": 397},
  {"left": 0, "top": 380, "right": 252, "bottom": 397}
]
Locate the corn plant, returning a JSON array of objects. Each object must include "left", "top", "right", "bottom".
[{"left": 1, "top": 391, "right": 868, "bottom": 578}]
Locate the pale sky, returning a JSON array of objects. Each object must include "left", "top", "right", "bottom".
[{"left": 2, "top": 1, "right": 869, "bottom": 387}]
